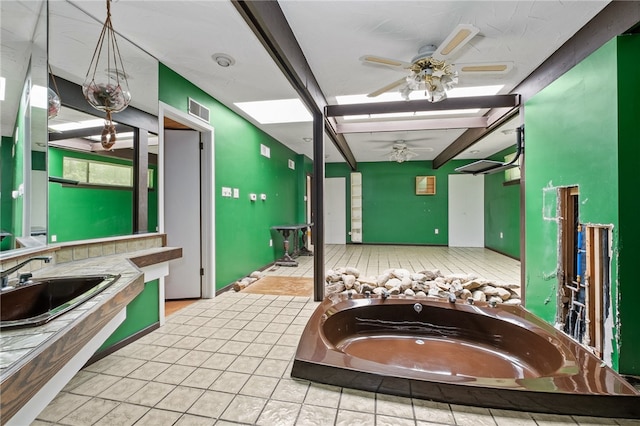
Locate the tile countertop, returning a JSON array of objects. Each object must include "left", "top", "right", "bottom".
[{"left": 0, "top": 246, "right": 181, "bottom": 423}]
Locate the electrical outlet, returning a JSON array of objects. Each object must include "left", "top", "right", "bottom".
[
  {"left": 51, "top": 235, "right": 57, "bottom": 242},
  {"left": 434, "top": 228, "right": 439, "bottom": 235},
  {"left": 500, "top": 232, "right": 504, "bottom": 239},
  {"left": 269, "top": 239, "right": 273, "bottom": 247},
  {"left": 233, "top": 188, "right": 239, "bottom": 198},
  {"left": 249, "top": 193, "right": 257, "bottom": 201},
  {"left": 260, "top": 193, "right": 267, "bottom": 201},
  {"left": 221, "top": 187, "right": 232, "bottom": 197}
]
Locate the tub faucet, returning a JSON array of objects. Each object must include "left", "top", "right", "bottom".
[
  {"left": 0, "top": 256, "right": 52, "bottom": 288},
  {"left": 380, "top": 289, "right": 390, "bottom": 300},
  {"left": 364, "top": 290, "right": 371, "bottom": 298},
  {"left": 448, "top": 292, "right": 457, "bottom": 303}
]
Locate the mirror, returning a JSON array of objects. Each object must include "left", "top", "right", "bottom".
[{"left": 1, "top": 0, "right": 48, "bottom": 252}]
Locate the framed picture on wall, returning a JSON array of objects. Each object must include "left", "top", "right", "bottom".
[{"left": 416, "top": 176, "right": 436, "bottom": 195}]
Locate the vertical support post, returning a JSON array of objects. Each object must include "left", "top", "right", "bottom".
[
  {"left": 312, "top": 112, "right": 325, "bottom": 302},
  {"left": 133, "top": 128, "right": 148, "bottom": 233}
]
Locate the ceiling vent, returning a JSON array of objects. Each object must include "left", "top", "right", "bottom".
[{"left": 188, "top": 98, "right": 210, "bottom": 123}]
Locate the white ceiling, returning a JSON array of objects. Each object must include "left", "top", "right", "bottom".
[{"left": 15, "top": 0, "right": 613, "bottom": 164}]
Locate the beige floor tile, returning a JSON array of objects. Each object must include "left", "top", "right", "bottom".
[
  {"left": 242, "top": 342, "right": 273, "bottom": 357},
  {"left": 339, "top": 388, "right": 376, "bottom": 413},
  {"left": 218, "top": 340, "right": 250, "bottom": 355},
  {"left": 134, "top": 408, "right": 182, "bottom": 425},
  {"left": 154, "top": 364, "right": 197, "bottom": 385},
  {"left": 377, "top": 414, "right": 416, "bottom": 426},
  {"left": 413, "top": 399, "right": 454, "bottom": 424},
  {"left": 174, "top": 336, "right": 206, "bottom": 350},
  {"left": 220, "top": 394, "right": 266, "bottom": 424},
  {"left": 97, "top": 377, "right": 147, "bottom": 401},
  {"left": 272, "top": 378, "right": 310, "bottom": 403},
  {"left": 255, "top": 358, "right": 289, "bottom": 378},
  {"left": 92, "top": 402, "right": 149, "bottom": 426},
  {"left": 253, "top": 332, "right": 282, "bottom": 344},
  {"left": 126, "top": 381, "right": 175, "bottom": 406},
  {"left": 188, "top": 390, "right": 234, "bottom": 418},
  {"left": 227, "top": 355, "right": 263, "bottom": 374},
  {"left": 36, "top": 392, "right": 91, "bottom": 422},
  {"left": 152, "top": 347, "right": 191, "bottom": 364},
  {"left": 174, "top": 413, "right": 217, "bottom": 426},
  {"left": 335, "top": 409, "right": 375, "bottom": 426},
  {"left": 126, "top": 360, "right": 171, "bottom": 380},
  {"left": 200, "top": 352, "right": 237, "bottom": 370},
  {"left": 156, "top": 386, "right": 204, "bottom": 412},
  {"left": 572, "top": 416, "right": 619, "bottom": 425},
  {"left": 304, "top": 383, "right": 342, "bottom": 408},
  {"left": 292, "top": 404, "right": 336, "bottom": 426},
  {"left": 181, "top": 367, "right": 223, "bottom": 389},
  {"left": 266, "top": 345, "right": 296, "bottom": 361},
  {"left": 239, "top": 375, "right": 279, "bottom": 398},
  {"left": 175, "top": 349, "right": 213, "bottom": 367},
  {"left": 61, "top": 371, "right": 97, "bottom": 392},
  {"left": 69, "top": 373, "right": 120, "bottom": 397},
  {"left": 231, "top": 329, "right": 260, "bottom": 342},
  {"left": 256, "top": 400, "right": 301, "bottom": 426},
  {"left": 490, "top": 408, "right": 537, "bottom": 426},
  {"left": 375, "top": 393, "right": 414, "bottom": 419},
  {"left": 451, "top": 404, "right": 498, "bottom": 426},
  {"left": 153, "top": 333, "right": 184, "bottom": 347},
  {"left": 120, "top": 343, "right": 166, "bottom": 360},
  {"left": 58, "top": 397, "right": 119, "bottom": 426},
  {"left": 194, "top": 338, "right": 227, "bottom": 353},
  {"left": 209, "top": 371, "right": 251, "bottom": 394},
  {"left": 530, "top": 413, "right": 580, "bottom": 425}
]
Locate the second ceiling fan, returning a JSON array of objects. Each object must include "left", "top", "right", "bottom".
[{"left": 361, "top": 24, "right": 512, "bottom": 102}]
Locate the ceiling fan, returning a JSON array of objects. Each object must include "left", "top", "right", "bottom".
[
  {"left": 373, "top": 139, "right": 434, "bottom": 163},
  {"left": 361, "top": 24, "right": 512, "bottom": 102}
]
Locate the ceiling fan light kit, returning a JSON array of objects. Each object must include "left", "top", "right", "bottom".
[{"left": 362, "top": 24, "right": 510, "bottom": 103}]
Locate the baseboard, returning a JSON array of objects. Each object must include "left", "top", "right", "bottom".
[
  {"left": 84, "top": 322, "right": 160, "bottom": 367},
  {"left": 486, "top": 246, "right": 520, "bottom": 261}
]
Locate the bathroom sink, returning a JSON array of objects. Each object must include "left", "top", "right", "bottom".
[{"left": 0, "top": 274, "right": 121, "bottom": 329}]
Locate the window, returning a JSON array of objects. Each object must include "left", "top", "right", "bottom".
[{"left": 63, "top": 157, "right": 154, "bottom": 189}]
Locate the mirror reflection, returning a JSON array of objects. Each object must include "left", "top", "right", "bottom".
[{"left": 1, "top": 0, "right": 48, "bottom": 252}]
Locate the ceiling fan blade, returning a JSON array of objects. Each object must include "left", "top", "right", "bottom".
[
  {"left": 456, "top": 62, "right": 514, "bottom": 74},
  {"left": 360, "top": 55, "right": 413, "bottom": 69},
  {"left": 433, "top": 24, "right": 479, "bottom": 59},
  {"left": 367, "top": 78, "right": 407, "bottom": 98}
]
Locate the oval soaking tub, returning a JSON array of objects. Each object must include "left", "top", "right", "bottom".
[
  {"left": 291, "top": 295, "right": 640, "bottom": 419},
  {"left": 0, "top": 274, "right": 121, "bottom": 329}
]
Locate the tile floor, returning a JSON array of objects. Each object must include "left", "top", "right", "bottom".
[{"left": 32, "top": 247, "right": 638, "bottom": 425}]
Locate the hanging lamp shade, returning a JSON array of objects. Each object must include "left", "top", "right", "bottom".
[{"left": 82, "top": 0, "right": 131, "bottom": 150}]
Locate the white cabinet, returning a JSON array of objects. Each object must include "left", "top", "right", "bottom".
[{"left": 350, "top": 172, "right": 362, "bottom": 243}]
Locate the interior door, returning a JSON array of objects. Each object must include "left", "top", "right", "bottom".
[
  {"left": 164, "top": 129, "right": 201, "bottom": 299},
  {"left": 448, "top": 174, "right": 484, "bottom": 247},
  {"left": 325, "top": 177, "right": 346, "bottom": 244}
]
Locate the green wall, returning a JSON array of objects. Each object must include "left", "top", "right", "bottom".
[
  {"left": 1, "top": 137, "right": 15, "bottom": 251},
  {"left": 614, "top": 34, "right": 640, "bottom": 375},
  {"left": 159, "top": 64, "right": 308, "bottom": 290},
  {"left": 326, "top": 160, "right": 471, "bottom": 245},
  {"left": 99, "top": 279, "right": 159, "bottom": 352},
  {"left": 48, "top": 147, "right": 158, "bottom": 242},
  {"left": 484, "top": 146, "right": 520, "bottom": 259},
  {"left": 525, "top": 35, "right": 640, "bottom": 373}
]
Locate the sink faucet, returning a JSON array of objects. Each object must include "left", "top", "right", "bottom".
[{"left": 0, "top": 256, "right": 52, "bottom": 288}]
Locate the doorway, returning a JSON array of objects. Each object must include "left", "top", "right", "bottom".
[
  {"left": 158, "top": 103, "right": 215, "bottom": 303},
  {"left": 325, "top": 177, "right": 346, "bottom": 244},
  {"left": 448, "top": 174, "right": 484, "bottom": 247}
]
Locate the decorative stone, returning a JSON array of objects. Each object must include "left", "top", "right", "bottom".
[
  {"left": 385, "top": 278, "right": 402, "bottom": 290},
  {"left": 459, "top": 289, "right": 473, "bottom": 300},
  {"left": 343, "top": 274, "right": 356, "bottom": 289},
  {"left": 488, "top": 296, "right": 503, "bottom": 305},
  {"left": 419, "top": 270, "right": 440, "bottom": 281},
  {"left": 327, "top": 271, "right": 343, "bottom": 283},
  {"left": 404, "top": 288, "right": 415, "bottom": 296},
  {"left": 428, "top": 288, "right": 441, "bottom": 297},
  {"left": 353, "top": 281, "right": 362, "bottom": 293},
  {"left": 415, "top": 291, "right": 427, "bottom": 298},
  {"left": 400, "top": 277, "right": 412, "bottom": 291},
  {"left": 436, "top": 281, "right": 451, "bottom": 291},
  {"left": 249, "top": 271, "right": 263, "bottom": 279},
  {"left": 411, "top": 273, "right": 426, "bottom": 282},
  {"left": 493, "top": 281, "right": 520, "bottom": 290},
  {"left": 345, "top": 266, "right": 360, "bottom": 277},
  {"left": 451, "top": 279, "right": 463, "bottom": 293},
  {"left": 361, "top": 283, "right": 376, "bottom": 293},
  {"left": 496, "top": 287, "right": 512, "bottom": 300},
  {"left": 462, "top": 280, "right": 484, "bottom": 290},
  {"left": 504, "top": 298, "right": 522, "bottom": 305},
  {"left": 325, "top": 282, "right": 345, "bottom": 294},
  {"left": 377, "top": 273, "right": 391, "bottom": 286},
  {"left": 472, "top": 290, "right": 486, "bottom": 302},
  {"left": 389, "top": 287, "right": 401, "bottom": 295},
  {"left": 479, "top": 285, "right": 499, "bottom": 296},
  {"left": 391, "top": 268, "right": 411, "bottom": 279}
]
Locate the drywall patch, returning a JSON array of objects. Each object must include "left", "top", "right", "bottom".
[{"left": 542, "top": 182, "right": 559, "bottom": 222}]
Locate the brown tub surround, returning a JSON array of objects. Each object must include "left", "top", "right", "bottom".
[
  {"left": 292, "top": 295, "right": 640, "bottom": 419},
  {"left": 0, "top": 237, "right": 181, "bottom": 425}
]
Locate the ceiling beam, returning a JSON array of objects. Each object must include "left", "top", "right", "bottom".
[
  {"left": 433, "top": 0, "right": 640, "bottom": 169},
  {"left": 325, "top": 95, "right": 519, "bottom": 118},
  {"left": 231, "top": 0, "right": 357, "bottom": 170},
  {"left": 337, "top": 117, "right": 488, "bottom": 134}
]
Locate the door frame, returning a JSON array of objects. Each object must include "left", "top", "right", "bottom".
[{"left": 158, "top": 102, "right": 215, "bottom": 302}]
